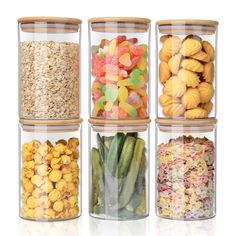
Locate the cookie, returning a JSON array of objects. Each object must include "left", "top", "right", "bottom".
[
  {"left": 184, "top": 107, "right": 208, "bottom": 119},
  {"left": 178, "top": 69, "right": 200, "bottom": 88},
  {"left": 159, "top": 61, "right": 171, "bottom": 83},
  {"left": 162, "top": 36, "right": 182, "bottom": 57},
  {"left": 199, "top": 101, "right": 213, "bottom": 114},
  {"left": 159, "top": 94, "right": 180, "bottom": 107},
  {"left": 168, "top": 54, "right": 182, "bottom": 74},
  {"left": 164, "top": 76, "right": 186, "bottom": 98},
  {"left": 203, "top": 62, "right": 214, "bottom": 83},
  {"left": 181, "top": 59, "right": 204, "bottom": 73},
  {"left": 182, "top": 88, "right": 201, "bottom": 109},
  {"left": 198, "top": 82, "right": 214, "bottom": 103},
  {"left": 202, "top": 41, "right": 215, "bottom": 61},
  {"left": 180, "top": 38, "right": 202, "bottom": 57},
  {"left": 163, "top": 103, "right": 185, "bottom": 117},
  {"left": 191, "top": 51, "right": 210, "bottom": 62}
]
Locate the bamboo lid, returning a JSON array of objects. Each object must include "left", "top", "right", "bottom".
[
  {"left": 20, "top": 118, "right": 83, "bottom": 126},
  {"left": 18, "top": 17, "right": 81, "bottom": 33},
  {"left": 156, "top": 118, "right": 217, "bottom": 133},
  {"left": 18, "top": 17, "right": 82, "bottom": 24},
  {"left": 89, "top": 17, "right": 150, "bottom": 33},
  {"left": 89, "top": 118, "right": 151, "bottom": 125},
  {"left": 89, "top": 118, "right": 150, "bottom": 132},
  {"left": 156, "top": 19, "right": 218, "bottom": 34}
]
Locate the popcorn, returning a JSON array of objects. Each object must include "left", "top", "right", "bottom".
[{"left": 21, "top": 138, "right": 80, "bottom": 220}]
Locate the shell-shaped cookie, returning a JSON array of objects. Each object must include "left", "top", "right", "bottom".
[
  {"left": 178, "top": 69, "right": 200, "bottom": 88},
  {"left": 159, "top": 48, "right": 170, "bottom": 62},
  {"left": 164, "top": 76, "right": 186, "bottom": 98},
  {"left": 199, "top": 101, "right": 213, "bottom": 114},
  {"left": 168, "top": 53, "right": 182, "bottom": 74},
  {"left": 184, "top": 34, "right": 202, "bottom": 42},
  {"left": 184, "top": 107, "right": 208, "bottom": 119},
  {"left": 198, "top": 82, "right": 214, "bottom": 103},
  {"left": 163, "top": 103, "right": 185, "bottom": 117},
  {"left": 190, "top": 51, "right": 210, "bottom": 62},
  {"left": 162, "top": 36, "right": 182, "bottom": 57},
  {"left": 159, "top": 94, "right": 180, "bottom": 107},
  {"left": 203, "top": 62, "right": 214, "bottom": 83},
  {"left": 182, "top": 88, "right": 201, "bottom": 109},
  {"left": 202, "top": 41, "right": 215, "bottom": 61},
  {"left": 160, "top": 34, "right": 172, "bottom": 43},
  {"left": 180, "top": 38, "right": 202, "bottom": 57},
  {"left": 181, "top": 59, "right": 204, "bottom": 73},
  {"left": 159, "top": 62, "right": 171, "bottom": 83}
]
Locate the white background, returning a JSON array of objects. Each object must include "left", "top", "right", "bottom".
[{"left": 0, "top": 0, "right": 233, "bottom": 235}]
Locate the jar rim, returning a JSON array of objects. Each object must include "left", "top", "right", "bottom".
[
  {"left": 88, "top": 17, "right": 150, "bottom": 24},
  {"left": 19, "top": 118, "right": 83, "bottom": 126},
  {"left": 156, "top": 19, "right": 218, "bottom": 27},
  {"left": 89, "top": 118, "right": 151, "bottom": 125}
]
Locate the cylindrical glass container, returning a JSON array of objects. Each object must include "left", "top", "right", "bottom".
[
  {"left": 88, "top": 17, "right": 150, "bottom": 119},
  {"left": 156, "top": 20, "right": 218, "bottom": 119},
  {"left": 19, "top": 119, "right": 82, "bottom": 221},
  {"left": 156, "top": 119, "right": 217, "bottom": 220},
  {"left": 89, "top": 118, "right": 150, "bottom": 220},
  {"left": 18, "top": 17, "right": 81, "bottom": 120}
]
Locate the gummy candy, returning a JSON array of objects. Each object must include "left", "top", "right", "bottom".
[
  {"left": 119, "top": 102, "right": 137, "bottom": 117},
  {"left": 119, "top": 53, "right": 132, "bottom": 67},
  {"left": 91, "top": 36, "right": 148, "bottom": 118},
  {"left": 118, "top": 86, "right": 128, "bottom": 102}
]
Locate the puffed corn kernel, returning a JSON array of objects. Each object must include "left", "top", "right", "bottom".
[
  {"left": 27, "top": 196, "right": 37, "bottom": 209},
  {"left": 56, "top": 179, "right": 67, "bottom": 191},
  {"left": 61, "top": 155, "right": 71, "bottom": 164},
  {"left": 68, "top": 196, "right": 77, "bottom": 208},
  {"left": 31, "top": 175, "right": 44, "bottom": 187},
  {"left": 48, "top": 189, "right": 61, "bottom": 202},
  {"left": 49, "top": 170, "right": 62, "bottom": 182},
  {"left": 39, "top": 196, "right": 51, "bottom": 209},
  {"left": 53, "top": 200, "right": 64, "bottom": 212},
  {"left": 63, "top": 173, "right": 73, "bottom": 182}
]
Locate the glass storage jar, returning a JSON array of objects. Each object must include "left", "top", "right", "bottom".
[
  {"left": 156, "top": 20, "right": 218, "bottom": 119},
  {"left": 156, "top": 118, "right": 217, "bottom": 220},
  {"left": 18, "top": 17, "right": 81, "bottom": 120},
  {"left": 88, "top": 17, "right": 150, "bottom": 120},
  {"left": 89, "top": 118, "right": 150, "bottom": 220},
  {"left": 19, "top": 119, "right": 82, "bottom": 221}
]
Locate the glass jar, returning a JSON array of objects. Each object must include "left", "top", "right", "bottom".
[
  {"left": 19, "top": 119, "right": 82, "bottom": 221},
  {"left": 156, "top": 20, "right": 218, "bottom": 119},
  {"left": 88, "top": 17, "right": 150, "bottom": 119},
  {"left": 156, "top": 118, "right": 217, "bottom": 220},
  {"left": 89, "top": 118, "right": 150, "bottom": 220},
  {"left": 18, "top": 17, "right": 81, "bottom": 120}
]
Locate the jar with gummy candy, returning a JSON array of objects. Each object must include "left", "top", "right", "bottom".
[
  {"left": 19, "top": 119, "right": 82, "bottom": 221},
  {"left": 156, "top": 118, "right": 217, "bottom": 220},
  {"left": 88, "top": 17, "right": 150, "bottom": 119},
  {"left": 89, "top": 118, "right": 150, "bottom": 220},
  {"left": 156, "top": 20, "right": 218, "bottom": 119}
]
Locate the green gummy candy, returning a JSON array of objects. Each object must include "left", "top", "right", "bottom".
[
  {"left": 131, "top": 76, "right": 141, "bottom": 85},
  {"left": 130, "top": 69, "right": 141, "bottom": 79},
  {"left": 104, "top": 84, "right": 118, "bottom": 102},
  {"left": 97, "top": 96, "right": 106, "bottom": 109},
  {"left": 129, "top": 107, "right": 137, "bottom": 117}
]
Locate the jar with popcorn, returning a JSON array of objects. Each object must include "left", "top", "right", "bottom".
[
  {"left": 20, "top": 119, "right": 82, "bottom": 221},
  {"left": 88, "top": 17, "right": 150, "bottom": 119},
  {"left": 89, "top": 118, "right": 150, "bottom": 220},
  {"left": 156, "top": 118, "right": 217, "bottom": 220},
  {"left": 156, "top": 20, "right": 218, "bottom": 119},
  {"left": 18, "top": 17, "right": 81, "bottom": 120}
]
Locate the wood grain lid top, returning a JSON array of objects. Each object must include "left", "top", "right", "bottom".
[
  {"left": 156, "top": 19, "right": 218, "bottom": 27},
  {"left": 18, "top": 17, "right": 82, "bottom": 24},
  {"left": 88, "top": 17, "right": 150, "bottom": 24}
]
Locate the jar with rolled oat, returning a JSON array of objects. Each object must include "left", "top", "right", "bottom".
[
  {"left": 156, "top": 20, "right": 218, "bottom": 119},
  {"left": 19, "top": 119, "right": 82, "bottom": 221},
  {"left": 18, "top": 17, "right": 81, "bottom": 120}
]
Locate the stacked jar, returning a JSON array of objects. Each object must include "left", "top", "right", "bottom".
[
  {"left": 88, "top": 17, "right": 151, "bottom": 220},
  {"left": 155, "top": 20, "right": 218, "bottom": 220},
  {"left": 18, "top": 17, "right": 82, "bottom": 221}
]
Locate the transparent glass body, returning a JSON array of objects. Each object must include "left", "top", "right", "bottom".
[
  {"left": 89, "top": 123, "right": 149, "bottom": 220},
  {"left": 156, "top": 123, "right": 216, "bottom": 220},
  {"left": 156, "top": 21, "right": 218, "bottom": 119},
  {"left": 18, "top": 19, "right": 81, "bottom": 119},
  {"left": 20, "top": 123, "right": 82, "bottom": 221},
  {"left": 89, "top": 19, "right": 150, "bottom": 119}
]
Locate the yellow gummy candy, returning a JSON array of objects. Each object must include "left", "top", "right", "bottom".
[
  {"left": 104, "top": 101, "right": 113, "bottom": 112},
  {"left": 108, "top": 39, "right": 117, "bottom": 56},
  {"left": 119, "top": 53, "right": 132, "bottom": 67},
  {"left": 92, "top": 103, "right": 100, "bottom": 116},
  {"left": 137, "top": 57, "right": 147, "bottom": 71},
  {"left": 119, "top": 102, "right": 137, "bottom": 117},
  {"left": 118, "top": 86, "right": 128, "bottom": 102},
  {"left": 135, "top": 89, "right": 147, "bottom": 97},
  {"left": 92, "top": 82, "right": 100, "bottom": 91},
  {"left": 128, "top": 75, "right": 145, "bottom": 89},
  {"left": 117, "top": 79, "right": 134, "bottom": 87}
]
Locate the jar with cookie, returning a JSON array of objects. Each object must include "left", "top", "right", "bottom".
[{"left": 156, "top": 20, "right": 218, "bottom": 119}]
